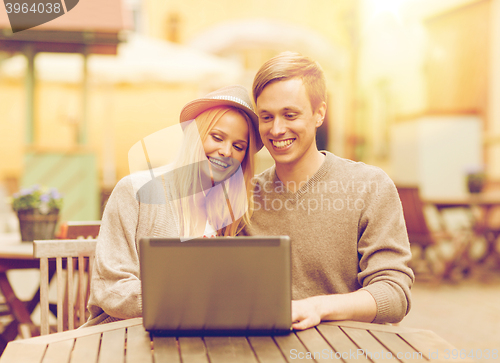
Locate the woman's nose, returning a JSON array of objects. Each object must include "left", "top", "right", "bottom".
[{"left": 218, "top": 143, "right": 231, "bottom": 157}]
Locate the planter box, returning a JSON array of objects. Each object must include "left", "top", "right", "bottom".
[{"left": 17, "top": 209, "right": 59, "bottom": 242}]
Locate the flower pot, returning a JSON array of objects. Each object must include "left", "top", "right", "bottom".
[
  {"left": 466, "top": 172, "right": 485, "bottom": 194},
  {"left": 17, "top": 209, "right": 59, "bottom": 242}
]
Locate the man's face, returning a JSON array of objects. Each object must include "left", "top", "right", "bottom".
[{"left": 256, "top": 78, "right": 325, "bottom": 168}]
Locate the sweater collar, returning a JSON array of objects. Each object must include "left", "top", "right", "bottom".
[{"left": 271, "top": 151, "right": 334, "bottom": 198}]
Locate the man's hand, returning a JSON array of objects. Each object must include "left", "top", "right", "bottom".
[
  {"left": 291, "top": 290, "right": 377, "bottom": 330},
  {"left": 292, "top": 298, "right": 322, "bottom": 330}
]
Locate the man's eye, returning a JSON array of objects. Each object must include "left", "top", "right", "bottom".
[
  {"left": 285, "top": 113, "right": 297, "bottom": 119},
  {"left": 259, "top": 115, "right": 272, "bottom": 122}
]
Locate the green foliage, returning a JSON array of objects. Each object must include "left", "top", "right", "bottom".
[{"left": 11, "top": 185, "right": 63, "bottom": 213}]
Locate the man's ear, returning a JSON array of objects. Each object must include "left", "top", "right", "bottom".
[{"left": 315, "top": 102, "right": 327, "bottom": 128}]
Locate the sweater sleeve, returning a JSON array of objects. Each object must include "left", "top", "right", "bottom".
[
  {"left": 357, "top": 169, "right": 414, "bottom": 323},
  {"left": 88, "top": 176, "right": 143, "bottom": 321}
]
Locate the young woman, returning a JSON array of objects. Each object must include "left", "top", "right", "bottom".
[{"left": 85, "top": 85, "right": 262, "bottom": 326}]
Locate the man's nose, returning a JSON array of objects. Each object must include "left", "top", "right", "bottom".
[{"left": 270, "top": 117, "right": 286, "bottom": 136}]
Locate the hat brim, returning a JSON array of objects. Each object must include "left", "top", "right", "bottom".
[{"left": 180, "top": 98, "right": 263, "bottom": 151}]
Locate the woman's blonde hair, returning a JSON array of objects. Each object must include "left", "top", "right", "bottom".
[{"left": 170, "top": 106, "right": 256, "bottom": 237}]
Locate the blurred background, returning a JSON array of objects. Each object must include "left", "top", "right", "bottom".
[
  {"left": 0, "top": 0, "right": 499, "bottom": 358},
  {"left": 0, "top": 0, "right": 499, "bottom": 219}
]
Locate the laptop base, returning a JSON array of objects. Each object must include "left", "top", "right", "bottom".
[{"left": 148, "top": 328, "right": 292, "bottom": 337}]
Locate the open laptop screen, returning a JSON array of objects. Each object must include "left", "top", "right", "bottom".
[{"left": 139, "top": 236, "right": 291, "bottom": 335}]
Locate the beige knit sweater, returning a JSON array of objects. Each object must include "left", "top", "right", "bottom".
[
  {"left": 85, "top": 170, "right": 180, "bottom": 326},
  {"left": 240, "top": 152, "right": 414, "bottom": 324}
]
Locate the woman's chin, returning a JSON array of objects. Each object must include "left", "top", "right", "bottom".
[
  {"left": 211, "top": 165, "right": 240, "bottom": 184},
  {"left": 200, "top": 158, "right": 241, "bottom": 185}
]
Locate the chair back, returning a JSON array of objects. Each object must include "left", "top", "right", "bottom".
[
  {"left": 33, "top": 239, "right": 97, "bottom": 335},
  {"left": 58, "top": 221, "right": 101, "bottom": 239},
  {"left": 396, "top": 186, "right": 434, "bottom": 247}
]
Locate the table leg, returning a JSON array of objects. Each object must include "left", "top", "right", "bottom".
[
  {"left": 0, "top": 272, "right": 39, "bottom": 337},
  {"left": 469, "top": 206, "right": 500, "bottom": 267},
  {"left": 478, "top": 230, "right": 500, "bottom": 266},
  {"left": 0, "top": 266, "right": 56, "bottom": 353}
]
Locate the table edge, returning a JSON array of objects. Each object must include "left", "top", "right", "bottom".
[{"left": 6, "top": 317, "right": 144, "bottom": 345}]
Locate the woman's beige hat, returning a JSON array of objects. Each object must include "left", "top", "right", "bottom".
[{"left": 180, "top": 85, "right": 263, "bottom": 151}]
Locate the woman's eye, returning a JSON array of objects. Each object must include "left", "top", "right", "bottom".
[
  {"left": 234, "top": 145, "right": 244, "bottom": 151},
  {"left": 212, "top": 135, "right": 222, "bottom": 142}
]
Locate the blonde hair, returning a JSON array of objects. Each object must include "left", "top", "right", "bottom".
[{"left": 170, "top": 106, "right": 256, "bottom": 237}]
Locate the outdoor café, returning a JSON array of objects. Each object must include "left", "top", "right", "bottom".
[{"left": 1, "top": 0, "right": 499, "bottom": 361}]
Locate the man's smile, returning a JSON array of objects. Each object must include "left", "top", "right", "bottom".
[{"left": 271, "top": 138, "right": 296, "bottom": 149}]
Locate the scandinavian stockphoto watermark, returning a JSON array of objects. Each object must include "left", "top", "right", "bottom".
[
  {"left": 254, "top": 194, "right": 368, "bottom": 214},
  {"left": 126, "top": 121, "right": 383, "bottom": 237},
  {"left": 252, "top": 179, "right": 380, "bottom": 214},
  {"left": 3, "top": 0, "right": 79, "bottom": 33}
]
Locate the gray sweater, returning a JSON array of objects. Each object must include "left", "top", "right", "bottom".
[{"left": 240, "top": 152, "right": 414, "bottom": 323}]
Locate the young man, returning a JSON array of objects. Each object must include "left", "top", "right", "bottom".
[{"left": 241, "top": 52, "right": 414, "bottom": 330}]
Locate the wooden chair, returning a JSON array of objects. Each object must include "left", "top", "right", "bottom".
[
  {"left": 33, "top": 239, "right": 97, "bottom": 335},
  {"left": 58, "top": 221, "right": 101, "bottom": 239},
  {"left": 396, "top": 186, "right": 473, "bottom": 281}
]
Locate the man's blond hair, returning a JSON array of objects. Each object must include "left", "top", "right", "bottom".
[{"left": 252, "top": 51, "right": 327, "bottom": 111}]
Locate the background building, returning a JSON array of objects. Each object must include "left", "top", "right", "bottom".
[{"left": 1, "top": 0, "right": 499, "bottom": 220}]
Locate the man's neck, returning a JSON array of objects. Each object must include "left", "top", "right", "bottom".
[{"left": 275, "top": 150, "right": 325, "bottom": 193}]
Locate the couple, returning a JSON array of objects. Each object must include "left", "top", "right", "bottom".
[{"left": 86, "top": 52, "right": 414, "bottom": 330}]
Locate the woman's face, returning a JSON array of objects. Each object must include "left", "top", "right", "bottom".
[{"left": 201, "top": 111, "right": 249, "bottom": 184}]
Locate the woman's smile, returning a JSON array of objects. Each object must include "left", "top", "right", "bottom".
[{"left": 208, "top": 156, "right": 230, "bottom": 170}]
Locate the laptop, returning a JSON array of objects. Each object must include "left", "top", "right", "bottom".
[{"left": 139, "top": 236, "right": 291, "bottom": 336}]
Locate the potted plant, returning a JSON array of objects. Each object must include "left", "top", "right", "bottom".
[
  {"left": 465, "top": 166, "right": 486, "bottom": 194},
  {"left": 467, "top": 172, "right": 485, "bottom": 194},
  {"left": 11, "top": 185, "right": 63, "bottom": 242}
]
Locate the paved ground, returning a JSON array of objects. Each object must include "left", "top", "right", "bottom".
[{"left": 399, "top": 267, "right": 500, "bottom": 363}]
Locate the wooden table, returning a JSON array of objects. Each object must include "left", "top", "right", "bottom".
[
  {"left": 0, "top": 317, "right": 474, "bottom": 363},
  {"left": 0, "top": 234, "right": 41, "bottom": 349},
  {"left": 427, "top": 193, "right": 500, "bottom": 219},
  {"left": 425, "top": 192, "right": 500, "bottom": 266}
]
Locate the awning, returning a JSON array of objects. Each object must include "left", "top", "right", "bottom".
[
  {"left": 0, "top": 34, "right": 243, "bottom": 84},
  {"left": 0, "top": 0, "right": 132, "bottom": 54},
  {"left": 0, "top": 0, "right": 133, "bottom": 146}
]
